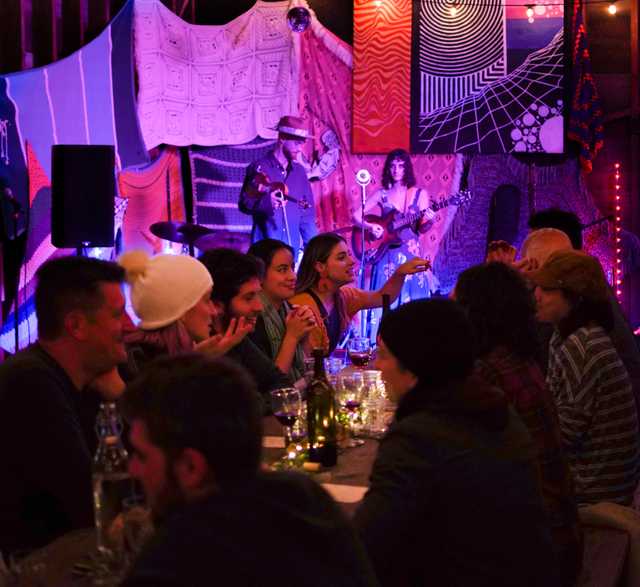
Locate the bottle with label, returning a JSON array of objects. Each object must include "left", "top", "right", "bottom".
[
  {"left": 93, "top": 402, "right": 132, "bottom": 554},
  {"left": 306, "top": 348, "right": 338, "bottom": 467}
]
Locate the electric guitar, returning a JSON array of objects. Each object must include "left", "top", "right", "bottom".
[{"left": 351, "top": 190, "right": 472, "bottom": 264}]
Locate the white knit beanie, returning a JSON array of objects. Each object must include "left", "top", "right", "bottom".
[{"left": 119, "top": 251, "right": 213, "bottom": 330}]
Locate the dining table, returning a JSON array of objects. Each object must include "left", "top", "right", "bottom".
[{"left": 3, "top": 416, "right": 379, "bottom": 586}]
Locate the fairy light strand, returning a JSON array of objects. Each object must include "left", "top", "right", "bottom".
[{"left": 614, "top": 162, "right": 622, "bottom": 298}]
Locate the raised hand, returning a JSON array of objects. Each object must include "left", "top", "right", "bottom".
[
  {"left": 486, "top": 240, "right": 517, "bottom": 264},
  {"left": 195, "top": 317, "right": 253, "bottom": 357},
  {"left": 90, "top": 367, "right": 126, "bottom": 400},
  {"left": 396, "top": 257, "right": 431, "bottom": 275},
  {"left": 271, "top": 188, "right": 288, "bottom": 209},
  {"left": 366, "top": 223, "right": 384, "bottom": 239}
]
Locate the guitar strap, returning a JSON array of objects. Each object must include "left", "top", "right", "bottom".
[{"left": 411, "top": 188, "right": 422, "bottom": 209}]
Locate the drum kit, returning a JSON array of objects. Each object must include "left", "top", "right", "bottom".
[{"left": 149, "top": 221, "right": 251, "bottom": 253}]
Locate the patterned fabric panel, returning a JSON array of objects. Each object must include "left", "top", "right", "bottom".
[
  {"left": 189, "top": 138, "right": 275, "bottom": 234},
  {"left": 134, "top": 0, "right": 298, "bottom": 149}
]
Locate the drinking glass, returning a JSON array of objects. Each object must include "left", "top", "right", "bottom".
[
  {"left": 270, "top": 387, "right": 302, "bottom": 448},
  {"left": 347, "top": 337, "right": 372, "bottom": 368},
  {"left": 336, "top": 373, "right": 366, "bottom": 447}
]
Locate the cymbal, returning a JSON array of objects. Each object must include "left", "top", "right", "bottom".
[
  {"left": 195, "top": 231, "right": 251, "bottom": 252},
  {"left": 149, "top": 221, "right": 213, "bottom": 245}
]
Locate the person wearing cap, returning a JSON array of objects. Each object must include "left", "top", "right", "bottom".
[
  {"left": 523, "top": 215, "right": 640, "bottom": 429},
  {"left": 119, "top": 251, "right": 251, "bottom": 376},
  {"left": 354, "top": 298, "right": 559, "bottom": 587},
  {"left": 530, "top": 249, "right": 640, "bottom": 505},
  {"left": 239, "top": 115, "right": 318, "bottom": 253}
]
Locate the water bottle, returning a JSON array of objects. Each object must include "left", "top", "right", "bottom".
[{"left": 93, "top": 402, "right": 132, "bottom": 554}]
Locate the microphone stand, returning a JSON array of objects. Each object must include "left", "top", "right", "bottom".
[{"left": 355, "top": 170, "right": 371, "bottom": 338}]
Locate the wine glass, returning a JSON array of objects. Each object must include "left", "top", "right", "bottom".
[
  {"left": 270, "top": 387, "right": 302, "bottom": 449},
  {"left": 348, "top": 337, "right": 371, "bottom": 368},
  {"left": 336, "top": 373, "right": 365, "bottom": 447}
]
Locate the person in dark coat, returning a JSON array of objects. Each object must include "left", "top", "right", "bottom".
[
  {"left": 0, "top": 256, "right": 128, "bottom": 556},
  {"left": 121, "top": 354, "right": 379, "bottom": 587},
  {"left": 354, "top": 298, "right": 560, "bottom": 587}
]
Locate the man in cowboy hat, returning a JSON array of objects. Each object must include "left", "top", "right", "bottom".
[{"left": 239, "top": 115, "right": 318, "bottom": 253}]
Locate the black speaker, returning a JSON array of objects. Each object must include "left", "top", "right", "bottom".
[
  {"left": 487, "top": 183, "right": 521, "bottom": 246},
  {"left": 51, "top": 145, "right": 115, "bottom": 248}
]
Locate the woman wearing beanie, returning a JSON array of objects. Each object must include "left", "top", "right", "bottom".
[
  {"left": 529, "top": 249, "right": 640, "bottom": 506},
  {"left": 455, "top": 262, "right": 581, "bottom": 587},
  {"left": 247, "top": 239, "right": 315, "bottom": 381},
  {"left": 354, "top": 299, "right": 559, "bottom": 587},
  {"left": 119, "top": 251, "right": 251, "bottom": 375}
]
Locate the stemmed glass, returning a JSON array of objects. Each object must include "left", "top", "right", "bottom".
[
  {"left": 270, "top": 387, "right": 303, "bottom": 449},
  {"left": 336, "top": 373, "right": 366, "bottom": 447},
  {"left": 348, "top": 337, "right": 372, "bottom": 368}
]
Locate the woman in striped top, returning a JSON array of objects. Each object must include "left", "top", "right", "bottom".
[{"left": 530, "top": 250, "right": 640, "bottom": 506}]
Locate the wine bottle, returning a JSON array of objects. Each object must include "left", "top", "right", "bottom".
[{"left": 306, "top": 348, "right": 338, "bottom": 467}]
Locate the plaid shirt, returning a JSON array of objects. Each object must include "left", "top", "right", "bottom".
[{"left": 476, "top": 347, "right": 581, "bottom": 576}]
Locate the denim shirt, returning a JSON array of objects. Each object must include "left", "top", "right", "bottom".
[{"left": 239, "top": 151, "right": 317, "bottom": 253}]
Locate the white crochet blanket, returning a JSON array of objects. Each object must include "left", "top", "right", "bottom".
[{"left": 134, "top": 0, "right": 299, "bottom": 149}]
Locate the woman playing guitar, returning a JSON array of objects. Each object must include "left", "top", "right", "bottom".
[{"left": 352, "top": 149, "right": 437, "bottom": 320}]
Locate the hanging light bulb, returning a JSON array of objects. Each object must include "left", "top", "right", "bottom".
[
  {"left": 287, "top": 6, "right": 311, "bottom": 32},
  {"left": 608, "top": 1, "right": 617, "bottom": 15},
  {"left": 526, "top": 5, "right": 534, "bottom": 18},
  {"left": 449, "top": 2, "right": 459, "bottom": 17}
]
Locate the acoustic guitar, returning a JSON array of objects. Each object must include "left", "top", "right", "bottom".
[{"left": 351, "top": 190, "right": 472, "bottom": 264}]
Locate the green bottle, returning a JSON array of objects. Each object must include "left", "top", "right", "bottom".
[{"left": 307, "top": 348, "right": 338, "bottom": 467}]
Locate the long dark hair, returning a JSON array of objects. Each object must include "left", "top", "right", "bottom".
[
  {"left": 556, "top": 291, "right": 613, "bottom": 339},
  {"left": 381, "top": 148, "right": 416, "bottom": 190},
  {"left": 455, "top": 262, "right": 539, "bottom": 360},
  {"left": 295, "top": 233, "right": 346, "bottom": 294},
  {"left": 247, "top": 238, "right": 294, "bottom": 270}
]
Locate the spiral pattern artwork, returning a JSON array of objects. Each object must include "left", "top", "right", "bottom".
[{"left": 354, "top": 0, "right": 566, "bottom": 155}]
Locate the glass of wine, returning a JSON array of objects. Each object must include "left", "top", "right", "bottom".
[
  {"left": 270, "top": 387, "right": 303, "bottom": 449},
  {"left": 336, "top": 373, "right": 366, "bottom": 447},
  {"left": 348, "top": 337, "right": 372, "bottom": 368}
]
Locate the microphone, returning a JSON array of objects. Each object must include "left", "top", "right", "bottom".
[
  {"left": 1, "top": 187, "right": 22, "bottom": 211},
  {"left": 355, "top": 169, "right": 371, "bottom": 187}
]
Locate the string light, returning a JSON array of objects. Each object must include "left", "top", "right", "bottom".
[
  {"left": 526, "top": 5, "right": 534, "bottom": 18},
  {"left": 391, "top": 0, "right": 622, "bottom": 8},
  {"left": 608, "top": 1, "right": 617, "bottom": 15},
  {"left": 614, "top": 163, "right": 623, "bottom": 298},
  {"left": 449, "top": 2, "right": 460, "bottom": 16}
]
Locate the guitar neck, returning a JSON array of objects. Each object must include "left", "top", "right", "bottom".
[{"left": 390, "top": 192, "right": 463, "bottom": 231}]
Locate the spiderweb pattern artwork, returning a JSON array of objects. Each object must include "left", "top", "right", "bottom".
[{"left": 410, "top": 0, "right": 566, "bottom": 154}]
